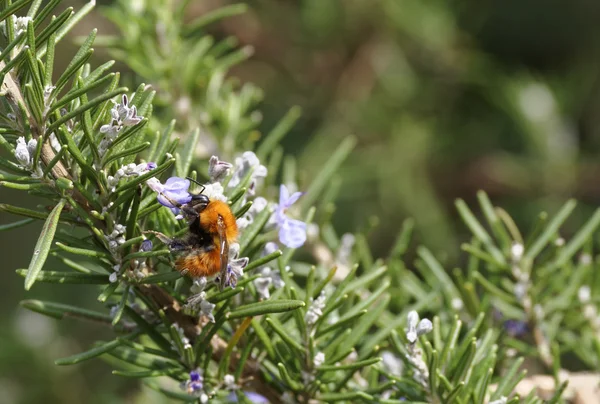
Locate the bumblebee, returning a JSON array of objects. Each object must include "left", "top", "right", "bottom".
[{"left": 148, "top": 179, "right": 238, "bottom": 290}]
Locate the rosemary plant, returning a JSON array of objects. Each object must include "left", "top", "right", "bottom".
[{"left": 1, "top": 1, "right": 597, "bottom": 403}]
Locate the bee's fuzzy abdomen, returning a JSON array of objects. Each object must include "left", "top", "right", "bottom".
[{"left": 175, "top": 248, "right": 221, "bottom": 277}]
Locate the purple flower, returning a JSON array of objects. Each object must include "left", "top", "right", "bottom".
[
  {"left": 216, "top": 243, "right": 248, "bottom": 288},
  {"left": 275, "top": 185, "right": 306, "bottom": 248},
  {"left": 504, "top": 319, "right": 528, "bottom": 337},
  {"left": 140, "top": 239, "right": 153, "bottom": 252},
  {"left": 157, "top": 177, "right": 193, "bottom": 208},
  {"left": 181, "top": 369, "right": 206, "bottom": 399},
  {"left": 227, "top": 391, "right": 270, "bottom": 403},
  {"left": 146, "top": 176, "right": 192, "bottom": 216},
  {"left": 113, "top": 94, "right": 143, "bottom": 126},
  {"left": 190, "top": 370, "right": 202, "bottom": 383},
  {"left": 228, "top": 152, "right": 267, "bottom": 196}
]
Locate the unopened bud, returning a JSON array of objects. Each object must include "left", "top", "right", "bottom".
[
  {"left": 15, "top": 137, "right": 31, "bottom": 166},
  {"left": 417, "top": 319, "right": 433, "bottom": 336},
  {"left": 208, "top": 155, "right": 232, "bottom": 182},
  {"left": 510, "top": 242, "right": 524, "bottom": 262},
  {"left": 406, "top": 311, "right": 419, "bottom": 343},
  {"left": 407, "top": 311, "right": 419, "bottom": 329}
]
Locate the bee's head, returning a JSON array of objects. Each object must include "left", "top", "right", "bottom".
[
  {"left": 184, "top": 177, "right": 212, "bottom": 214},
  {"left": 190, "top": 193, "right": 209, "bottom": 212}
]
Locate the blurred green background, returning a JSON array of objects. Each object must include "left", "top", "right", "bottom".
[{"left": 3, "top": 0, "right": 600, "bottom": 402}]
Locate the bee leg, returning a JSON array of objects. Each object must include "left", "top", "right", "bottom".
[
  {"left": 144, "top": 230, "right": 189, "bottom": 252},
  {"left": 167, "top": 239, "right": 190, "bottom": 252},
  {"left": 143, "top": 230, "right": 173, "bottom": 244},
  {"left": 181, "top": 205, "right": 200, "bottom": 221},
  {"left": 156, "top": 193, "right": 199, "bottom": 221}
]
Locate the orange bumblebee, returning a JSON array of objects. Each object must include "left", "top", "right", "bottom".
[{"left": 148, "top": 179, "right": 238, "bottom": 290}]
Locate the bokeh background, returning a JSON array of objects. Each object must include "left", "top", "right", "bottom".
[{"left": 3, "top": 0, "right": 600, "bottom": 402}]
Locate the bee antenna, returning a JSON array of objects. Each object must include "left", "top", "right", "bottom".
[{"left": 186, "top": 177, "right": 205, "bottom": 193}]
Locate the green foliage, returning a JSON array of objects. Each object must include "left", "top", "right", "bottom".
[{"left": 0, "top": 1, "right": 597, "bottom": 403}]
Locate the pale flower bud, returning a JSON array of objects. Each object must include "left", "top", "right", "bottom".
[
  {"left": 407, "top": 311, "right": 419, "bottom": 329},
  {"left": 417, "top": 319, "right": 433, "bottom": 336},
  {"left": 208, "top": 155, "right": 232, "bottom": 182},
  {"left": 406, "top": 311, "right": 419, "bottom": 343},
  {"left": 510, "top": 242, "right": 524, "bottom": 262},
  {"left": 313, "top": 352, "right": 325, "bottom": 367},
  {"left": 15, "top": 137, "right": 31, "bottom": 167},
  {"left": 578, "top": 285, "right": 591, "bottom": 303}
]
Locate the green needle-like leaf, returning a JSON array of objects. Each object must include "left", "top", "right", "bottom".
[
  {"left": 55, "top": 242, "right": 111, "bottom": 259},
  {"left": 51, "top": 72, "right": 116, "bottom": 114},
  {"left": 47, "top": 88, "right": 127, "bottom": 133},
  {"left": 34, "top": 0, "right": 63, "bottom": 29},
  {"left": 245, "top": 250, "right": 282, "bottom": 272},
  {"left": 0, "top": 0, "right": 34, "bottom": 23},
  {"left": 551, "top": 207, "right": 600, "bottom": 269},
  {"left": 256, "top": 105, "right": 302, "bottom": 159},
  {"left": 185, "top": 3, "right": 248, "bottom": 34},
  {"left": 301, "top": 136, "right": 356, "bottom": 210},
  {"left": 137, "top": 271, "right": 182, "bottom": 284},
  {"left": 20, "top": 299, "right": 112, "bottom": 323},
  {"left": 455, "top": 199, "right": 506, "bottom": 267},
  {"left": 490, "top": 357, "right": 525, "bottom": 400},
  {"left": 524, "top": 199, "right": 576, "bottom": 262},
  {"left": 239, "top": 206, "right": 272, "bottom": 254},
  {"left": 0, "top": 218, "right": 34, "bottom": 231},
  {"left": 277, "top": 363, "right": 302, "bottom": 391},
  {"left": 35, "top": 8, "right": 73, "bottom": 52},
  {"left": 317, "top": 357, "right": 381, "bottom": 372},
  {"left": 251, "top": 319, "right": 276, "bottom": 359},
  {"left": 175, "top": 127, "right": 200, "bottom": 177},
  {"left": 265, "top": 317, "right": 304, "bottom": 352},
  {"left": 115, "top": 158, "right": 175, "bottom": 193},
  {"left": 143, "top": 383, "right": 196, "bottom": 402},
  {"left": 207, "top": 286, "right": 244, "bottom": 303},
  {"left": 227, "top": 299, "right": 305, "bottom": 319},
  {"left": 318, "top": 391, "right": 374, "bottom": 402},
  {"left": 55, "top": 334, "right": 139, "bottom": 366},
  {"left": 316, "top": 309, "right": 367, "bottom": 338},
  {"left": 24, "top": 198, "right": 66, "bottom": 290},
  {"left": 102, "top": 141, "right": 151, "bottom": 167},
  {"left": 16, "top": 269, "right": 109, "bottom": 284},
  {"left": 113, "top": 369, "right": 184, "bottom": 378}
]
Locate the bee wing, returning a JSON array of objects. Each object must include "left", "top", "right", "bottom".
[{"left": 217, "top": 214, "right": 229, "bottom": 291}]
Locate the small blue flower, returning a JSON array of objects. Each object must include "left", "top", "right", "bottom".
[
  {"left": 504, "top": 319, "right": 528, "bottom": 337},
  {"left": 181, "top": 369, "right": 206, "bottom": 398},
  {"left": 147, "top": 176, "right": 192, "bottom": 216},
  {"left": 157, "top": 177, "right": 192, "bottom": 208},
  {"left": 190, "top": 370, "right": 202, "bottom": 383},
  {"left": 227, "top": 391, "right": 270, "bottom": 403},
  {"left": 140, "top": 239, "right": 153, "bottom": 252},
  {"left": 275, "top": 185, "right": 306, "bottom": 248}
]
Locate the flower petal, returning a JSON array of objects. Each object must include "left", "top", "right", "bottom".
[
  {"left": 279, "top": 184, "right": 290, "bottom": 206},
  {"left": 279, "top": 218, "right": 307, "bottom": 248},
  {"left": 164, "top": 177, "right": 190, "bottom": 192},
  {"left": 229, "top": 243, "right": 240, "bottom": 259},
  {"left": 242, "top": 151, "right": 260, "bottom": 167},
  {"left": 285, "top": 191, "right": 303, "bottom": 208},
  {"left": 254, "top": 277, "right": 272, "bottom": 299},
  {"left": 157, "top": 193, "right": 177, "bottom": 208}
]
